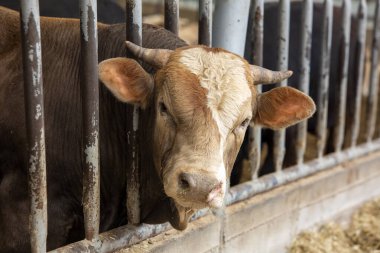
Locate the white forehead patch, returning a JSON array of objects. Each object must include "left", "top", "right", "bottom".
[{"left": 179, "top": 47, "right": 252, "bottom": 138}]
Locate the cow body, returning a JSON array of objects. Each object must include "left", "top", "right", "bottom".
[{"left": 0, "top": 7, "right": 187, "bottom": 251}]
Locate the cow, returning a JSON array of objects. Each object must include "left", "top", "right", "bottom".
[{"left": 0, "top": 6, "right": 315, "bottom": 252}]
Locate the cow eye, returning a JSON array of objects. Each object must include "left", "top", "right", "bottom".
[
  {"left": 240, "top": 118, "right": 250, "bottom": 128},
  {"left": 159, "top": 102, "right": 168, "bottom": 115}
]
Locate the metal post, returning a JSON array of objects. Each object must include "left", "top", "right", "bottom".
[
  {"left": 274, "top": 0, "right": 290, "bottom": 172},
  {"left": 164, "top": 0, "right": 179, "bottom": 36},
  {"left": 366, "top": 0, "right": 380, "bottom": 142},
  {"left": 332, "top": 0, "right": 351, "bottom": 152},
  {"left": 80, "top": 0, "right": 100, "bottom": 244},
  {"left": 247, "top": 0, "right": 264, "bottom": 179},
  {"left": 19, "top": 1, "right": 47, "bottom": 252},
  {"left": 126, "top": 0, "right": 142, "bottom": 225},
  {"left": 349, "top": 0, "right": 367, "bottom": 147},
  {"left": 295, "top": 0, "right": 313, "bottom": 165},
  {"left": 198, "top": 0, "right": 212, "bottom": 46},
  {"left": 316, "top": 0, "right": 333, "bottom": 158},
  {"left": 212, "top": 0, "right": 251, "bottom": 56}
]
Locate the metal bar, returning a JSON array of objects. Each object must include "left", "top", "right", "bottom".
[
  {"left": 212, "top": 0, "right": 251, "bottom": 56},
  {"left": 126, "top": 0, "right": 142, "bottom": 225},
  {"left": 19, "top": 1, "right": 48, "bottom": 252},
  {"left": 248, "top": 0, "right": 264, "bottom": 179},
  {"left": 366, "top": 0, "right": 380, "bottom": 142},
  {"left": 164, "top": 0, "right": 179, "bottom": 36},
  {"left": 274, "top": 0, "right": 290, "bottom": 171},
  {"left": 349, "top": 0, "right": 367, "bottom": 147},
  {"left": 51, "top": 138, "right": 380, "bottom": 253},
  {"left": 316, "top": 0, "right": 333, "bottom": 158},
  {"left": 332, "top": 0, "right": 351, "bottom": 152},
  {"left": 198, "top": 0, "right": 212, "bottom": 46},
  {"left": 227, "top": 138, "right": 380, "bottom": 205},
  {"left": 80, "top": 0, "right": 100, "bottom": 244},
  {"left": 295, "top": 0, "right": 313, "bottom": 165}
]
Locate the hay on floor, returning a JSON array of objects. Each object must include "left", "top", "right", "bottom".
[{"left": 289, "top": 198, "right": 380, "bottom": 253}]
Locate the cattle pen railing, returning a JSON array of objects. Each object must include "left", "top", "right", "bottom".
[{"left": 17, "top": 0, "right": 380, "bottom": 252}]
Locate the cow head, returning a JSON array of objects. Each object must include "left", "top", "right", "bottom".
[{"left": 98, "top": 42, "right": 315, "bottom": 229}]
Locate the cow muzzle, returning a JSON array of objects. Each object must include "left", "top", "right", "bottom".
[{"left": 165, "top": 168, "right": 226, "bottom": 209}]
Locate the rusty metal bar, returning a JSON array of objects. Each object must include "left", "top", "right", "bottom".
[
  {"left": 50, "top": 137, "right": 380, "bottom": 253},
  {"left": 80, "top": 0, "right": 100, "bottom": 244},
  {"left": 366, "top": 0, "right": 380, "bottom": 142},
  {"left": 164, "top": 0, "right": 179, "bottom": 35},
  {"left": 332, "top": 0, "right": 351, "bottom": 152},
  {"left": 295, "top": 0, "right": 313, "bottom": 165},
  {"left": 349, "top": 0, "right": 367, "bottom": 147},
  {"left": 125, "top": 0, "right": 142, "bottom": 225},
  {"left": 19, "top": 1, "right": 48, "bottom": 252},
  {"left": 198, "top": 0, "right": 212, "bottom": 46},
  {"left": 316, "top": 0, "right": 333, "bottom": 158},
  {"left": 274, "top": 0, "right": 290, "bottom": 172},
  {"left": 247, "top": 0, "right": 264, "bottom": 179}
]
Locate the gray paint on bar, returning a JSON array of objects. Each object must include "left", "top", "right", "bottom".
[
  {"left": 247, "top": 0, "right": 264, "bottom": 179},
  {"left": 273, "top": 0, "right": 290, "bottom": 172},
  {"left": 350, "top": 0, "right": 367, "bottom": 147},
  {"left": 80, "top": 0, "right": 101, "bottom": 246},
  {"left": 125, "top": 0, "right": 142, "bottom": 226},
  {"left": 316, "top": 0, "right": 333, "bottom": 158},
  {"left": 296, "top": 0, "right": 313, "bottom": 165},
  {"left": 366, "top": 0, "right": 380, "bottom": 142},
  {"left": 19, "top": 0, "right": 48, "bottom": 252},
  {"left": 332, "top": 0, "right": 351, "bottom": 152}
]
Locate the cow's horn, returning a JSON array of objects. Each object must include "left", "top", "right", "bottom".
[
  {"left": 250, "top": 65, "right": 293, "bottom": 85},
  {"left": 125, "top": 41, "right": 173, "bottom": 68}
]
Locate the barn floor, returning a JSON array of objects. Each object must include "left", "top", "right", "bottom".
[{"left": 116, "top": 150, "right": 380, "bottom": 253}]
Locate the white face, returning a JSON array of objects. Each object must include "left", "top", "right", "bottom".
[{"left": 155, "top": 47, "right": 253, "bottom": 210}]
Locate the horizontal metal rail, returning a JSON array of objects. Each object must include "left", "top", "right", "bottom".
[{"left": 50, "top": 138, "right": 380, "bottom": 252}]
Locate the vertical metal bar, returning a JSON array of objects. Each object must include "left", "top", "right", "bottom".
[
  {"left": 332, "top": 0, "right": 351, "bottom": 152},
  {"left": 212, "top": 0, "right": 251, "bottom": 56},
  {"left": 316, "top": 0, "right": 333, "bottom": 158},
  {"left": 165, "top": 0, "right": 179, "bottom": 36},
  {"left": 80, "top": 0, "right": 100, "bottom": 243},
  {"left": 19, "top": 1, "right": 47, "bottom": 252},
  {"left": 198, "top": 0, "right": 212, "bottom": 46},
  {"left": 248, "top": 0, "right": 264, "bottom": 179},
  {"left": 274, "top": 0, "right": 290, "bottom": 172},
  {"left": 350, "top": 0, "right": 367, "bottom": 147},
  {"left": 366, "top": 0, "right": 380, "bottom": 142},
  {"left": 126, "top": 0, "right": 142, "bottom": 225},
  {"left": 296, "top": 0, "right": 313, "bottom": 165}
]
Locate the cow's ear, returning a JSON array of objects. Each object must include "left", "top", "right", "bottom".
[
  {"left": 99, "top": 57, "right": 154, "bottom": 108},
  {"left": 254, "top": 87, "right": 316, "bottom": 129}
]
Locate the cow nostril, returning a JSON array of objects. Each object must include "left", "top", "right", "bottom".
[
  {"left": 180, "top": 178, "right": 190, "bottom": 189},
  {"left": 179, "top": 173, "right": 194, "bottom": 190}
]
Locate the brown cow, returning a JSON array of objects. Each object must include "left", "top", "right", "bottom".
[{"left": 0, "top": 6, "right": 315, "bottom": 252}]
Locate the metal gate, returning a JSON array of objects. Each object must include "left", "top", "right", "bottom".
[{"left": 17, "top": 0, "right": 380, "bottom": 252}]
